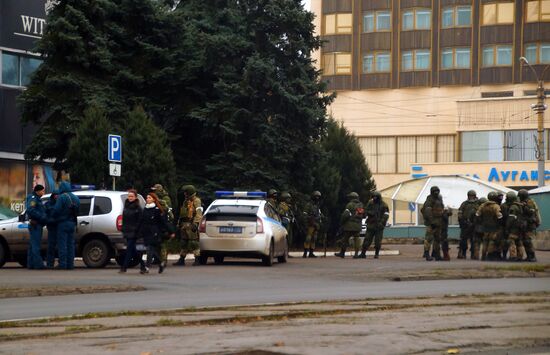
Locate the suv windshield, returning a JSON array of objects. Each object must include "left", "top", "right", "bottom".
[
  {"left": 208, "top": 205, "right": 259, "bottom": 215},
  {"left": 0, "top": 206, "right": 18, "bottom": 220}
]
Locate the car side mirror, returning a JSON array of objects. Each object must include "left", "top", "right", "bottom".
[{"left": 18, "top": 214, "right": 26, "bottom": 223}]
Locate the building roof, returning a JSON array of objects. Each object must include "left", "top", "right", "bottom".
[
  {"left": 529, "top": 185, "right": 550, "bottom": 194},
  {"left": 380, "top": 175, "right": 513, "bottom": 209}
]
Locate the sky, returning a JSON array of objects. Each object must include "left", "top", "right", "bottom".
[{"left": 302, "top": 0, "right": 311, "bottom": 10}]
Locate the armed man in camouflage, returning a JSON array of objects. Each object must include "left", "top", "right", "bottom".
[
  {"left": 476, "top": 191, "right": 503, "bottom": 261},
  {"left": 471, "top": 197, "right": 488, "bottom": 260},
  {"left": 151, "top": 184, "right": 174, "bottom": 266},
  {"left": 267, "top": 189, "right": 279, "bottom": 212},
  {"left": 173, "top": 185, "right": 203, "bottom": 266},
  {"left": 278, "top": 192, "right": 295, "bottom": 255},
  {"left": 518, "top": 189, "right": 540, "bottom": 262},
  {"left": 504, "top": 191, "right": 525, "bottom": 262},
  {"left": 421, "top": 186, "right": 447, "bottom": 261},
  {"left": 334, "top": 192, "right": 364, "bottom": 259},
  {"left": 303, "top": 191, "right": 322, "bottom": 258},
  {"left": 359, "top": 191, "right": 389, "bottom": 259},
  {"left": 457, "top": 190, "right": 478, "bottom": 259}
]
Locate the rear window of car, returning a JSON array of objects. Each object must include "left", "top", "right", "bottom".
[
  {"left": 93, "top": 196, "right": 112, "bottom": 215},
  {"left": 208, "top": 205, "right": 259, "bottom": 215}
]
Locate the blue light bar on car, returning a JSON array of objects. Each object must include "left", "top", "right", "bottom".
[
  {"left": 71, "top": 184, "right": 96, "bottom": 191},
  {"left": 215, "top": 191, "right": 267, "bottom": 198}
]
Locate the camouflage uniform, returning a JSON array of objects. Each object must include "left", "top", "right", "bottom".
[
  {"left": 421, "top": 186, "right": 446, "bottom": 261},
  {"left": 457, "top": 191, "right": 478, "bottom": 259},
  {"left": 152, "top": 184, "right": 174, "bottom": 263},
  {"left": 174, "top": 185, "right": 203, "bottom": 266},
  {"left": 518, "top": 189, "right": 540, "bottom": 262},
  {"left": 303, "top": 191, "right": 322, "bottom": 258},
  {"left": 334, "top": 192, "right": 364, "bottom": 259},
  {"left": 476, "top": 192, "right": 503, "bottom": 261},
  {"left": 360, "top": 191, "right": 389, "bottom": 259},
  {"left": 504, "top": 192, "right": 524, "bottom": 261},
  {"left": 278, "top": 192, "right": 295, "bottom": 251}
]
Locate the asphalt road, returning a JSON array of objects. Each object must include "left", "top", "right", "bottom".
[{"left": 1, "top": 245, "right": 549, "bottom": 321}]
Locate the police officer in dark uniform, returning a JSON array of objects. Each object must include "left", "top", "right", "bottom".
[
  {"left": 53, "top": 181, "right": 80, "bottom": 269},
  {"left": 25, "top": 185, "right": 48, "bottom": 269},
  {"left": 45, "top": 190, "right": 60, "bottom": 268}
]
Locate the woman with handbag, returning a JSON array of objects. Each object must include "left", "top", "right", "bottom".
[
  {"left": 137, "top": 192, "right": 175, "bottom": 274},
  {"left": 119, "top": 189, "right": 146, "bottom": 273}
]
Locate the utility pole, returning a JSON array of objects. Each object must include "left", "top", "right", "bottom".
[{"left": 520, "top": 57, "right": 549, "bottom": 187}]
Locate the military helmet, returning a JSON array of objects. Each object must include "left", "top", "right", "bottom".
[
  {"left": 479, "top": 197, "right": 488, "bottom": 204},
  {"left": 181, "top": 185, "right": 196, "bottom": 195},
  {"left": 487, "top": 191, "right": 498, "bottom": 201},
  {"left": 430, "top": 186, "right": 440, "bottom": 195},
  {"left": 312, "top": 191, "right": 322, "bottom": 198},
  {"left": 506, "top": 191, "right": 517, "bottom": 203},
  {"left": 467, "top": 190, "right": 477, "bottom": 197},
  {"left": 281, "top": 192, "right": 291, "bottom": 200},
  {"left": 518, "top": 189, "right": 529, "bottom": 201},
  {"left": 347, "top": 192, "right": 359, "bottom": 199},
  {"left": 268, "top": 189, "right": 278, "bottom": 197},
  {"left": 372, "top": 191, "right": 382, "bottom": 199}
]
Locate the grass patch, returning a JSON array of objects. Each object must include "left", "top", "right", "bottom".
[{"left": 482, "top": 264, "right": 550, "bottom": 273}]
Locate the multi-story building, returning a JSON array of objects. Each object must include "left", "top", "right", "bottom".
[
  {"left": 311, "top": 0, "right": 550, "bottom": 192},
  {"left": 0, "top": 0, "right": 48, "bottom": 214}
]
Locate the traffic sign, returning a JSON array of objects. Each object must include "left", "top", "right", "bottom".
[
  {"left": 109, "top": 163, "right": 121, "bottom": 177},
  {"left": 108, "top": 134, "right": 122, "bottom": 162}
]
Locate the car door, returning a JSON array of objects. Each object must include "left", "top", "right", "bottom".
[
  {"left": 89, "top": 195, "right": 114, "bottom": 236},
  {"left": 75, "top": 196, "right": 93, "bottom": 244}
]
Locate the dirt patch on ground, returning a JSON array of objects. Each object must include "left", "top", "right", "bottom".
[
  {"left": 0, "top": 284, "right": 146, "bottom": 299},
  {"left": 0, "top": 292, "right": 549, "bottom": 354}
]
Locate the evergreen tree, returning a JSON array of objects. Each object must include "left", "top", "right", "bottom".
[
  {"left": 117, "top": 106, "right": 176, "bottom": 196},
  {"left": 66, "top": 106, "right": 112, "bottom": 186}
]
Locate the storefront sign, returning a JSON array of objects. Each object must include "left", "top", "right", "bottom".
[
  {"left": 488, "top": 168, "right": 550, "bottom": 183},
  {"left": 0, "top": 0, "right": 46, "bottom": 50}
]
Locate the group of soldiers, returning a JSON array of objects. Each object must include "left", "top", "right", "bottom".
[{"left": 422, "top": 186, "right": 541, "bottom": 262}]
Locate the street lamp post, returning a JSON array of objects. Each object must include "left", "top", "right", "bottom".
[{"left": 520, "top": 57, "right": 549, "bottom": 187}]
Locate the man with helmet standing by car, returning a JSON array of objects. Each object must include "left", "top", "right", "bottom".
[
  {"left": 334, "top": 192, "right": 364, "bottom": 259},
  {"left": 359, "top": 191, "right": 389, "bottom": 259},
  {"left": 476, "top": 191, "right": 503, "bottom": 261},
  {"left": 303, "top": 191, "right": 322, "bottom": 258},
  {"left": 278, "top": 192, "right": 295, "bottom": 254},
  {"left": 173, "top": 185, "right": 203, "bottom": 266},
  {"left": 267, "top": 189, "right": 279, "bottom": 212},
  {"left": 518, "top": 189, "right": 540, "bottom": 262},
  {"left": 457, "top": 190, "right": 478, "bottom": 259}
]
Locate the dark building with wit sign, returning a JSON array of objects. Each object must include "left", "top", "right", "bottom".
[{"left": 0, "top": 0, "right": 51, "bottom": 215}]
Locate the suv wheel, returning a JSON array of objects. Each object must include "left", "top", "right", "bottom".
[
  {"left": 262, "top": 240, "right": 274, "bottom": 267},
  {"left": 0, "top": 242, "right": 6, "bottom": 268},
  {"left": 82, "top": 239, "right": 110, "bottom": 268},
  {"left": 214, "top": 256, "right": 224, "bottom": 265}
]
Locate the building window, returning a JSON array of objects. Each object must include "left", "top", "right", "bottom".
[
  {"left": 322, "top": 53, "right": 351, "bottom": 75},
  {"left": 525, "top": 43, "right": 550, "bottom": 64},
  {"left": 1, "top": 51, "right": 42, "bottom": 87},
  {"left": 442, "top": 6, "right": 472, "bottom": 28},
  {"left": 482, "top": 45, "right": 513, "bottom": 67},
  {"left": 505, "top": 130, "right": 537, "bottom": 161},
  {"left": 324, "top": 13, "right": 352, "bottom": 34},
  {"left": 363, "top": 10, "right": 391, "bottom": 32},
  {"left": 462, "top": 131, "right": 504, "bottom": 162},
  {"left": 401, "top": 49, "right": 430, "bottom": 71},
  {"left": 363, "top": 52, "right": 391, "bottom": 73},
  {"left": 441, "top": 47, "right": 471, "bottom": 69},
  {"left": 526, "top": 0, "right": 550, "bottom": 22},
  {"left": 402, "top": 9, "right": 432, "bottom": 30},
  {"left": 482, "top": 3, "right": 514, "bottom": 25}
]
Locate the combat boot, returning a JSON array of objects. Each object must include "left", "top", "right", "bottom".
[
  {"left": 434, "top": 251, "right": 442, "bottom": 261},
  {"left": 352, "top": 250, "right": 360, "bottom": 259},
  {"left": 308, "top": 249, "right": 317, "bottom": 258},
  {"left": 303, "top": 249, "right": 308, "bottom": 258},
  {"left": 442, "top": 249, "right": 450, "bottom": 261},
  {"left": 374, "top": 248, "right": 380, "bottom": 259},
  {"left": 334, "top": 250, "right": 345, "bottom": 258},
  {"left": 457, "top": 249, "right": 465, "bottom": 259},
  {"left": 423, "top": 250, "right": 433, "bottom": 261},
  {"left": 172, "top": 256, "right": 185, "bottom": 266},
  {"left": 358, "top": 251, "right": 367, "bottom": 259},
  {"left": 526, "top": 252, "right": 537, "bottom": 262}
]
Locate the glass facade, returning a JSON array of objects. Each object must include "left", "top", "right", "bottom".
[
  {"left": 401, "top": 50, "right": 430, "bottom": 71},
  {"left": 442, "top": 6, "right": 471, "bottom": 28},
  {"left": 482, "top": 45, "right": 513, "bottom": 67},
  {"left": 402, "top": 9, "right": 431, "bottom": 30},
  {"left": 1, "top": 51, "right": 42, "bottom": 87},
  {"left": 363, "top": 52, "right": 391, "bottom": 73},
  {"left": 441, "top": 48, "right": 470, "bottom": 69}
]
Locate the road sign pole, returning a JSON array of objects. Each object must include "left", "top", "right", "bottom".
[{"left": 113, "top": 177, "right": 116, "bottom": 191}]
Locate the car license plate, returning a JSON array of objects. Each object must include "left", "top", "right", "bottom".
[{"left": 219, "top": 226, "right": 243, "bottom": 234}]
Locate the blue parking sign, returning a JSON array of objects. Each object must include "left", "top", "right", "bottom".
[{"left": 108, "top": 135, "right": 122, "bottom": 162}]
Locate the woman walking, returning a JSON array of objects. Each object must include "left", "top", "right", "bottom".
[
  {"left": 137, "top": 192, "right": 174, "bottom": 274},
  {"left": 119, "top": 189, "right": 146, "bottom": 273}
]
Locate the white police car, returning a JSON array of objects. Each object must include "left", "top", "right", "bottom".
[{"left": 198, "top": 191, "right": 288, "bottom": 266}]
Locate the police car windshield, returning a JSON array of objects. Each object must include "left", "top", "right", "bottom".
[{"left": 209, "top": 205, "right": 259, "bottom": 215}]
